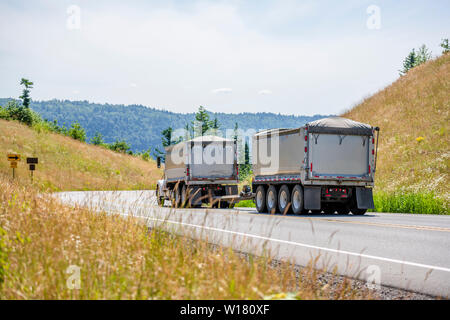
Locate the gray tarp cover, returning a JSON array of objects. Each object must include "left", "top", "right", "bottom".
[{"left": 307, "top": 117, "right": 373, "bottom": 136}]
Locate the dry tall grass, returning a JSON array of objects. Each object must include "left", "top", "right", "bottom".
[
  {"left": 342, "top": 54, "right": 449, "bottom": 202},
  {"left": 0, "top": 173, "right": 374, "bottom": 300},
  {"left": 0, "top": 119, "right": 162, "bottom": 191}
]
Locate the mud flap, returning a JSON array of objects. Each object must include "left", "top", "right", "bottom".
[
  {"left": 356, "top": 187, "right": 375, "bottom": 209},
  {"left": 304, "top": 186, "right": 321, "bottom": 210}
]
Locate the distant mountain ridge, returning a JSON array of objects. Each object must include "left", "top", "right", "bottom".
[{"left": 0, "top": 98, "right": 329, "bottom": 152}]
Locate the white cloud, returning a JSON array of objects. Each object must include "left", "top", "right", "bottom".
[
  {"left": 211, "top": 88, "right": 232, "bottom": 94},
  {"left": 130, "top": 83, "right": 137, "bottom": 88},
  {"left": 258, "top": 90, "right": 272, "bottom": 95}
]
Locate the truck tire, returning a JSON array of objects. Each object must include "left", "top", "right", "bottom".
[
  {"left": 351, "top": 208, "right": 367, "bottom": 215},
  {"left": 337, "top": 205, "right": 350, "bottom": 215},
  {"left": 278, "top": 185, "right": 291, "bottom": 214},
  {"left": 266, "top": 185, "right": 278, "bottom": 214},
  {"left": 255, "top": 185, "right": 266, "bottom": 213},
  {"left": 291, "top": 185, "right": 305, "bottom": 215}
]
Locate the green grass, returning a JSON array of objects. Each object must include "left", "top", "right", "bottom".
[
  {"left": 235, "top": 199, "right": 256, "bottom": 208},
  {"left": 370, "top": 191, "right": 449, "bottom": 215}
]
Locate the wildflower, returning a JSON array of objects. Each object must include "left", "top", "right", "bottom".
[{"left": 416, "top": 136, "right": 425, "bottom": 143}]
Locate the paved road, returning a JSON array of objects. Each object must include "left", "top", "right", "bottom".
[{"left": 55, "top": 190, "right": 450, "bottom": 298}]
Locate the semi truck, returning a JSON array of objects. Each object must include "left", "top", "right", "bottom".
[
  {"left": 156, "top": 135, "right": 244, "bottom": 208},
  {"left": 251, "top": 117, "right": 379, "bottom": 215}
]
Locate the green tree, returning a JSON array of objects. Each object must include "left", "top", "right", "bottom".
[
  {"left": 154, "top": 127, "right": 181, "bottom": 161},
  {"left": 244, "top": 140, "right": 250, "bottom": 165},
  {"left": 192, "top": 106, "right": 215, "bottom": 136},
  {"left": 140, "top": 147, "right": 152, "bottom": 161},
  {"left": 400, "top": 49, "right": 417, "bottom": 75},
  {"left": 210, "top": 117, "right": 221, "bottom": 136},
  {"left": 5, "top": 100, "right": 34, "bottom": 126},
  {"left": 68, "top": 121, "right": 86, "bottom": 142},
  {"left": 108, "top": 140, "right": 131, "bottom": 153},
  {"left": 441, "top": 38, "right": 449, "bottom": 54},
  {"left": 91, "top": 132, "right": 105, "bottom": 146},
  {"left": 239, "top": 140, "right": 252, "bottom": 180},
  {"left": 416, "top": 44, "right": 432, "bottom": 65},
  {"left": 19, "top": 78, "right": 34, "bottom": 108}
]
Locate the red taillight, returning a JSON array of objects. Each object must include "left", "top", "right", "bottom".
[
  {"left": 310, "top": 163, "right": 313, "bottom": 171},
  {"left": 372, "top": 149, "right": 375, "bottom": 155},
  {"left": 236, "top": 165, "right": 239, "bottom": 176},
  {"left": 372, "top": 137, "right": 375, "bottom": 144},
  {"left": 305, "top": 147, "right": 307, "bottom": 152},
  {"left": 369, "top": 165, "right": 371, "bottom": 173},
  {"left": 186, "top": 168, "right": 190, "bottom": 176},
  {"left": 305, "top": 135, "right": 308, "bottom": 141}
]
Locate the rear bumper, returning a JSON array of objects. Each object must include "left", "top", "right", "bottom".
[
  {"left": 304, "top": 186, "right": 375, "bottom": 210},
  {"left": 304, "top": 179, "right": 374, "bottom": 187}
]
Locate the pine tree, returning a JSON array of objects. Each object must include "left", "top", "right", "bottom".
[
  {"left": 154, "top": 126, "right": 181, "bottom": 161},
  {"left": 19, "top": 78, "right": 34, "bottom": 108},
  {"left": 210, "top": 117, "right": 220, "bottom": 136},
  {"left": 400, "top": 49, "right": 417, "bottom": 76},
  {"left": 193, "top": 106, "right": 213, "bottom": 136},
  {"left": 244, "top": 140, "right": 250, "bottom": 165},
  {"left": 416, "top": 44, "right": 432, "bottom": 65},
  {"left": 441, "top": 38, "right": 449, "bottom": 54}
]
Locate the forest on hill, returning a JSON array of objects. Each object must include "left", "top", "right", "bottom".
[{"left": 0, "top": 98, "right": 327, "bottom": 152}]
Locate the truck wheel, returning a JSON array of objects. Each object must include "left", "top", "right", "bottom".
[
  {"left": 266, "top": 185, "right": 278, "bottom": 214},
  {"left": 278, "top": 185, "right": 291, "bottom": 214},
  {"left": 351, "top": 208, "right": 367, "bottom": 215},
  {"left": 255, "top": 186, "right": 266, "bottom": 213},
  {"left": 337, "top": 205, "right": 350, "bottom": 215},
  {"left": 291, "top": 185, "right": 305, "bottom": 215},
  {"left": 323, "top": 208, "right": 336, "bottom": 214}
]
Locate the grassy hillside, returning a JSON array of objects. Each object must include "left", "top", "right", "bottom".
[
  {"left": 343, "top": 54, "right": 449, "bottom": 204},
  {"left": 0, "top": 175, "right": 379, "bottom": 300},
  {"left": 0, "top": 119, "right": 162, "bottom": 191}
]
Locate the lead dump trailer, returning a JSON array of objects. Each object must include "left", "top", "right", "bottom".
[
  {"left": 252, "top": 117, "right": 379, "bottom": 215},
  {"left": 156, "top": 135, "right": 240, "bottom": 208}
]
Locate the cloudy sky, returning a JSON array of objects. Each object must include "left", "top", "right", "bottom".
[{"left": 0, "top": 0, "right": 449, "bottom": 115}]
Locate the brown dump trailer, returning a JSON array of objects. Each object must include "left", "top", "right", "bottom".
[
  {"left": 251, "top": 117, "right": 379, "bottom": 215},
  {"left": 156, "top": 135, "right": 241, "bottom": 208}
]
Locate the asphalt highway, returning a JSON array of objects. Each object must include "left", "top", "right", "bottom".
[{"left": 55, "top": 190, "right": 450, "bottom": 298}]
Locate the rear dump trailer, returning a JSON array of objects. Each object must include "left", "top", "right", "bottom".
[
  {"left": 252, "top": 117, "right": 379, "bottom": 215},
  {"left": 156, "top": 135, "right": 251, "bottom": 208}
]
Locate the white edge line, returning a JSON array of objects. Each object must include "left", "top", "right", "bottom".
[
  {"left": 57, "top": 195, "right": 450, "bottom": 275},
  {"left": 116, "top": 211, "right": 450, "bottom": 274}
]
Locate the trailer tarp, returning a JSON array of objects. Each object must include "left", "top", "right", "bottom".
[{"left": 307, "top": 117, "right": 373, "bottom": 136}]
